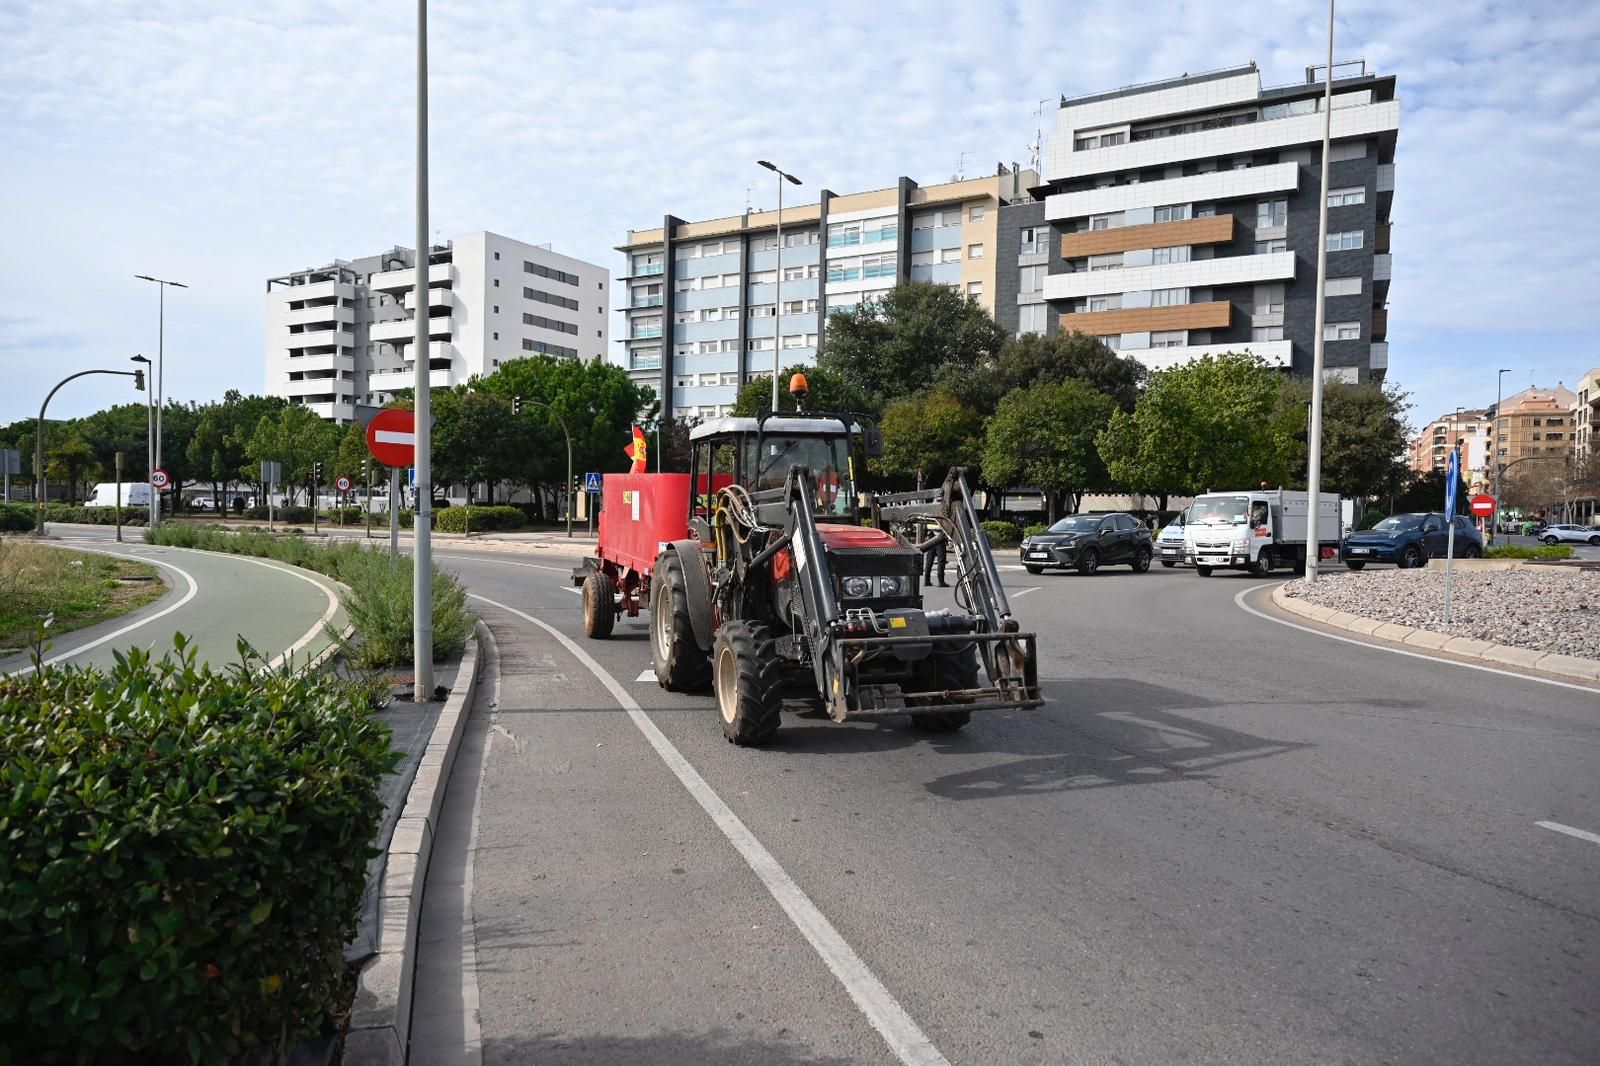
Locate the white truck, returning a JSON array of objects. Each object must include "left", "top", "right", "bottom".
[
  {"left": 85, "top": 482, "right": 153, "bottom": 509},
  {"left": 1182, "top": 489, "right": 1344, "bottom": 577}
]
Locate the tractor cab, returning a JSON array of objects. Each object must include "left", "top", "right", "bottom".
[{"left": 686, "top": 411, "right": 873, "bottom": 529}]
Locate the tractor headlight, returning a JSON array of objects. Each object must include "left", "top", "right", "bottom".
[
  {"left": 841, "top": 575, "right": 873, "bottom": 598},
  {"left": 876, "top": 575, "right": 908, "bottom": 597}
]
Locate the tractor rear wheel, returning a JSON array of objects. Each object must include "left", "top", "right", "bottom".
[
  {"left": 652, "top": 553, "right": 711, "bottom": 691},
  {"left": 582, "top": 570, "right": 615, "bottom": 639},
  {"left": 714, "top": 621, "right": 783, "bottom": 746},
  {"left": 911, "top": 644, "right": 977, "bottom": 733}
]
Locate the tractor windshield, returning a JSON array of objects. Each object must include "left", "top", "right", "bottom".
[{"left": 754, "top": 434, "right": 857, "bottom": 516}]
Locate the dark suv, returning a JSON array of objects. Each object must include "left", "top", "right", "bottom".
[
  {"left": 1340, "top": 512, "right": 1484, "bottom": 570},
  {"left": 1020, "top": 512, "right": 1154, "bottom": 575}
]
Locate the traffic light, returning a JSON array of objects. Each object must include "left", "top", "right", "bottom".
[
  {"left": 512, "top": 395, "right": 522, "bottom": 415},
  {"left": 314, "top": 461, "right": 323, "bottom": 480},
  {"left": 132, "top": 369, "right": 145, "bottom": 391}
]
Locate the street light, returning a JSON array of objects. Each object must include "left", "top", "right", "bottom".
[
  {"left": 35, "top": 367, "right": 145, "bottom": 533},
  {"left": 131, "top": 355, "right": 155, "bottom": 526},
  {"left": 1303, "top": 0, "right": 1336, "bottom": 583},
  {"left": 134, "top": 273, "right": 187, "bottom": 526},
  {"left": 1491, "top": 367, "right": 1511, "bottom": 542},
  {"left": 757, "top": 160, "right": 802, "bottom": 412}
]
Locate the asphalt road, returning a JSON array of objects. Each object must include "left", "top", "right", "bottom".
[
  {"left": 409, "top": 548, "right": 1600, "bottom": 1065},
  {"left": 0, "top": 524, "right": 345, "bottom": 675}
]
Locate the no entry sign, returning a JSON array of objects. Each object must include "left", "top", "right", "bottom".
[
  {"left": 365, "top": 408, "right": 416, "bottom": 467},
  {"left": 1470, "top": 494, "right": 1496, "bottom": 518}
]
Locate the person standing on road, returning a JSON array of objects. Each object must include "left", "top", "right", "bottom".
[{"left": 922, "top": 519, "right": 948, "bottom": 587}]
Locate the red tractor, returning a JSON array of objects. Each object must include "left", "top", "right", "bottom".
[{"left": 574, "top": 388, "right": 1041, "bottom": 745}]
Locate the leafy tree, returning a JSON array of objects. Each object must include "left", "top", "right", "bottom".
[
  {"left": 45, "top": 433, "right": 97, "bottom": 503},
  {"left": 1275, "top": 378, "right": 1410, "bottom": 499},
  {"left": 187, "top": 391, "right": 287, "bottom": 507},
  {"left": 1392, "top": 466, "right": 1474, "bottom": 518},
  {"left": 77, "top": 403, "right": 152, "bottom": 485},
  {"left": 982, "top": 380, "right": 1117, "bottom": 521},
  {"left": 153, "top": 401, "right": 202, "bottom": 508},
  {"left": 732, "top": 364, "right": 869, "bottom": 418},
  {"left": 1097, "top": 352, "right": 1296, "bottom": 498},
  {"left": 431, "top": 389, "right": 534, "bottom": 504},
  {"left": 992, "top": 331, "right": 1147, "bottom": 412},
  {"left": 244, "top": 405, "right": 340, "bottom": 505},
  {"left": 878, "top": 389, "right": 984, "bottom": 489},
  {"left": 818, "top": 281, "right": 1007, "bottom": 414}
]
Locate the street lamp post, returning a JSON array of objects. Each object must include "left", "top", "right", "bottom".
[
  {"left": 1491, "top": 368, "right": 1511, "bottom": 542},
  {"left": 134, "top": 274, "right": 187, "bottom": 527},
  {"left": 1303, "top": 0, "right": 1336, "bottom": 583},
  {"left": 758, "top": 160, "right": 802, "bottom": 412},
  {"left": 412, "top": 0, "right": 435, "bottom": 698},
  {"left": 35, "top": 368, "right": 146, "bottom": 534},
  {"left": 131, "top": 355, "right": 155, "bottom": 526}
]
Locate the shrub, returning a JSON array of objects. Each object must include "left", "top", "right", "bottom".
[
  {"left": 1484, "top": 544, "right": 1574, "bottom": 560},
  {"left": 320, "top": 507, "right": 366, "bottom": 525},
  {"left": 143, "top": 525, "right": 472, "bottom": 664},
  {"left": 0, "top": 637, "right": 397, "bottom": 1062},
  {"left": 1359, "top": 507, "right": 1389, "bottom": 530},
  {"left": 980, "top": 519, "right": 1020, "bottom": 547},
  {"left": 433, "top": 505, "right": 525, "bottom": 534},
  {"left": 1022, "top": 523, "right": 1049, "bottom": 539},
  {"left": 244, "top": 505, "right": 314, "bottom": 524},
  {"left": 0, "top": 503, "right": 33, "bottom": 532},
  {"left": 40, "top": 505, "right": 146, "bottom": 527}
]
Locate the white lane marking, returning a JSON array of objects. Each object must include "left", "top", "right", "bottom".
[
  {"left": 435, "top": 554, "right": 574, "bottom": 575},
  {"left": 560, "top": 585, "right": 580, "bottom": 595},
  {"left": 470, "top": 594, "right": 951, "bottom": 1066},
  {"left": 1233, "top": 584, "right": 1600, "bottom": 694},
  {"left": 1010, "top": 586, "right": 1040, "bottom": 598},
  {"left": 1537, "top": 820, "right": 1600, "bottom": 846},
  {"left": 458, "top": 625, "right": 495, "bottom": 1064},
  {"left": 635, "top": 668, "right": 655, "bottom": 682},
  {"left": 3, "top": 546, "right": 199, "bottom": 678}
]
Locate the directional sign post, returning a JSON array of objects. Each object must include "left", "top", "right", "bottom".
[
  {"left": 584, "top": 472, "right": 601, "bottom": 536},
  {"left": 1443, "top": 447, "right": 1461, "bottom": 624}
]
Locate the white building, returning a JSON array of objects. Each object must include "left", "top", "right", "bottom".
[{"left": 266, "top": 231, "right": 609, "bottom": 422}]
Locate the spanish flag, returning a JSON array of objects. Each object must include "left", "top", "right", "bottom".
[{"left": 625, "top": 425, "right": 648, "bottom": 473}]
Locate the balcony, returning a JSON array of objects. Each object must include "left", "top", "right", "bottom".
[
  {"left": 1375, "top": 222, "right": 1391, "bottom": 254},
  {"left": 1060, "top": 214, "right": 1233, "bottom": 258},
  {"left": 1058, "top": 300, "right": 1232, "bottom": 335},
  {"left": 368, "top": 366, "right": 456, "bottom": 392},
  {"left": 631, "top": 262, "right": 664, "bottom": 277},
  {"left": 285, "top": 351, "right": 353, "bottom": 373},
  {"left": 284, "top": 303, "right": 351, "bottom": 328},
  {"left": 279, "top": 279, "right": 350, "bottom": 304},
  {"left": 1372, "top": 253, "right": 1392, "bottom": 282},
  {"left": 283, "top": 374, "right": 348, "bottom": 397},
  {"left": 370, "top": 315, "right": 453, "bottom": 343},
  {"left": 1043, "top": 251, "right": 1294, "bottom": 301},
  {"left": 1370, "top": 342, "right": 1389, "bottom": 371},
  {"left": 631, "top": 294, "right": 665, "bottom": 308},
  {"left": 1376, "top": 163, "right": 1395, "bottom": 194},
  {"left": 403, "top": 287, "right": 455, "bottom": 312},
  {"left": 370, "top": 262, "right": 457, "bottom": 292},
  {"left": 1046, "top": 162, "right": 1300, "bottom": 223},
  {"left": 1117, "top": 339, "right": 1291, "bottom": 372},
  {"left": 1371, "top": 307, "right": 1388, "bottom": 339},
  {"left": 301, "top": 399, "right": 356, "bottom": 423},
  {"left": 631, "top": 325, "right": 663, "bottom": 339},
  {"left": 286, "top": 329, "right": 344, "bottom": 350}
]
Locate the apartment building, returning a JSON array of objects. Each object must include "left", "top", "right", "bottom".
[
  {"left": 1490, "top": 384, "right": 1578, "bottom": 473},
  {"left": 266, "top": 231, "right": 608, "bottom": 423},
  {"left": 1407, "top": 408, "right": 1489, "bottom": 488},
  {"left": 1003, "top": 62, "right": 1398, "bottom": 380},
  {"left": 617, "top": 168, "right": 1036, "bottom": 420},
  {"left": 1574, "top": 368, "right": 1600, "bottom": 460}
]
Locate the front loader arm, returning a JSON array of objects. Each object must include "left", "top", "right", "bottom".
[{"left": 782, "top": 466, "right": 843, "bottom": 706}]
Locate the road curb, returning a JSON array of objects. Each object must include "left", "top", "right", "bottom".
[
  {"left": 1270, "top": 585, "right": 1600, "bottom": 684},
  {"left": 344, "top": 619, "right": 488, "bottom": 1065}
]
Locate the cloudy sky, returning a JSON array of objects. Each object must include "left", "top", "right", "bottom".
[{"left": 2, "top": 0, "right": 1596, "bottom": 430}]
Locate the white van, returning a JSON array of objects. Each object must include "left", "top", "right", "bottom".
[{"left": 85, "top": 482, "right": 153, "bottom": 508}]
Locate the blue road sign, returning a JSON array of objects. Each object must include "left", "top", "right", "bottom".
[
  {"left": 584, "top": 472, "right": 602, "bottom": 494},
  {"left": 1444, "top": 447, "right": 1460, "bottom": 520}
]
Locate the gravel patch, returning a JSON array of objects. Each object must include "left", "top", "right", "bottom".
[{"left": 1282, "top": 567, "right": 1598, "bottom": 661}]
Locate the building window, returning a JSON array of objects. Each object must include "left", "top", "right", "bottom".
[
  {"left": 492, "top": 331, "right": 499, "bottom": 340},
  {"left": 1548, "top": 417, "right": 1564, "bottom": 425},
  {"left": 1096, "top": 334, "right": 1122, "bottom": 349},
  {"left": 1088, "top": 253, "right": 1123, "bottom": 272},
  {"left": 1089, "top": 215, "right": 1113, "bottom": 231},
  {"left": 782, "top": 334, "right": 805, "bottom": 348},
  {"left": 1531, "top": 433, "right": 1542, "bottom": 441},
  {"left": 1151, "top": 246, "right": 1191, "bottom": 265},
  {"left": 970, "top": 205, "right": 985, "bottom": 221},
  {"left": 968, "top": 244, "right": 984, "bottom": 260},
  {"left": 1153, "top": 204, "right": 1191, "bottom": 223},
  {"left": 1019, "top": 265, "right": 1046, "bottom": 293},
  {"left": 1149, "top": 330, "right": 1187, "bottom": 348},
  {"left": 747, "top": 337, "right": 773, "bottom": 351},
  {"left": 1018, "top": 303, "right": 1047, "bottom": 334},
  {"left": 1532, "top": 418, "right": 1543, "bottom": 427},
  {"left": 1255, "top": 239, "right": 1287, "bottom": 254},
  {"left": 1256, "top": 199, "right": 1287, "bottom": 228},
  {"left": 1255, "top": 284, "right": 1285, "bottom": 314},
  {"left": 1088, "top": 297, "right": 1110, "bottom": 312},
  {"left": 493, "top": 305, "right": 499, "bottom": 313},
  {"left": 1325, "top": 276, "right": 1362, "bottom": 297},
  {"left": 1323, "top": 321, "right": 1361, "bottom": 340},
  {"left": 967, "top": 281, "right": 983, "bottom": 297},
  {"left": 1252, "top": 326, "right": 1285, "bottom": 341},
  {"left": 494, "top": 251, "right": 500, "bottom": 260},
  {"left": 748, "top": 304, "right": 776, "bottom": 318},
  {"left": 493, "top": 280, "right": 499, "bottom": 287},
  {"left": 1020, "top": 226, "right": 1049, "bottom": 254},
  {"left": 783, "top": 300, "right": 805, "bottom": 315},
  {"left": 1327, "top": 230, "right": 1365, "bottom": 251},
  {"left": 783, "top": 265, "right": 807, "bottom": 281},
  {"left": 1327, "top": 186, "right": 1366, "bottom": 207},
  {"left": 1150, "top": 288, "right": 1189, "bottom": 307}
]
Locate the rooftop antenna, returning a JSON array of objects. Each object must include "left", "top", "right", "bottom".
[
  {"left": 952, "top": 150, "right": 970, "bottom": 182},
  {"left": 1029, "top": 97, "right": 1052, "bottom": 171},
  {"left": 745, "top": 185, "right": 757, "bottom": 214}
]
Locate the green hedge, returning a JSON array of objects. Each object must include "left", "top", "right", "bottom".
[
  {"left": 143, "top": 525, "right": 472, "bottom": 666},
  {"left": 980, "top": 520, "right": 1020, "bottom": 547},
  {"left": 37, "top": 505, "right": 147, "bottom": 527},
  {"left": 1022, "top": 523, "right": 1049, "bottom": 539},
  {"left": 0, "top": 637, "right": 397, "bottom": 1062},
  {"left": 433, "top": 505, "right": 526, "bottom": 533},
  {"left": 1484, "top": 544, "right": 1575, "bottom": 560},
  {"left": 0, "top": 503, "right": 34, "bottom": 532},
  {"left": 244, "top": 505, "right": 314, "bottom": 524}
]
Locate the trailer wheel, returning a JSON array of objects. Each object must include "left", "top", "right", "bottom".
[
  {"left": 652, "top": 553, "right": 711, "bottom": 691},
  {"left": 582, "top": 570, "right": 616, "bottom": 638},
  {"left": 713, "top": 621, "right": 783, "bottom": 746},
  {"left": 911, "top": 645, "right": 976, "bottom": 733}
]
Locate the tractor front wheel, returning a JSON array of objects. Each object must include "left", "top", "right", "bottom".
[
  {"left": 582, "top": 570, "right": 615, "bottom": 639},
  {"left": 714, "top": 621, "right": 783, "bottom": 746},
  {"left": 652, "top": 553, "right": 711, "bottom": 691},
  {"left": 911, "top": 644, "right": 977, "bottom": 733}
]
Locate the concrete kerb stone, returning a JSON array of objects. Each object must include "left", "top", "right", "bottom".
[
  {"left": 1269, "top": 585, "right": 1600, "bottom": 686},
  {"left": 344, "top": 618, "right": 488, "bottom": 1066}
]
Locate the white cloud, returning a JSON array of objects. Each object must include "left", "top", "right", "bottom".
[{"left": 0, "top": 0, "right": 1595, "bottom": 427}]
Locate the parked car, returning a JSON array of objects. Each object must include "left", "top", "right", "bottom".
[
  {"left": 1540, "top": 524, "right": 1600, "bottom": 546},
  {"left": 1340, "top": 512, "right": 1483, "bottom": 570},
  {"left": 1019, "top": 512, "right": 1153, "bottom": 575},
  {"left": 1154, "top": 508, "right": 1190, "bottom": 568}
]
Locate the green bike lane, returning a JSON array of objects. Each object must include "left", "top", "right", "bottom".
[{"left": 2, "top": 527, "right": 345, "bottom": 677}]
